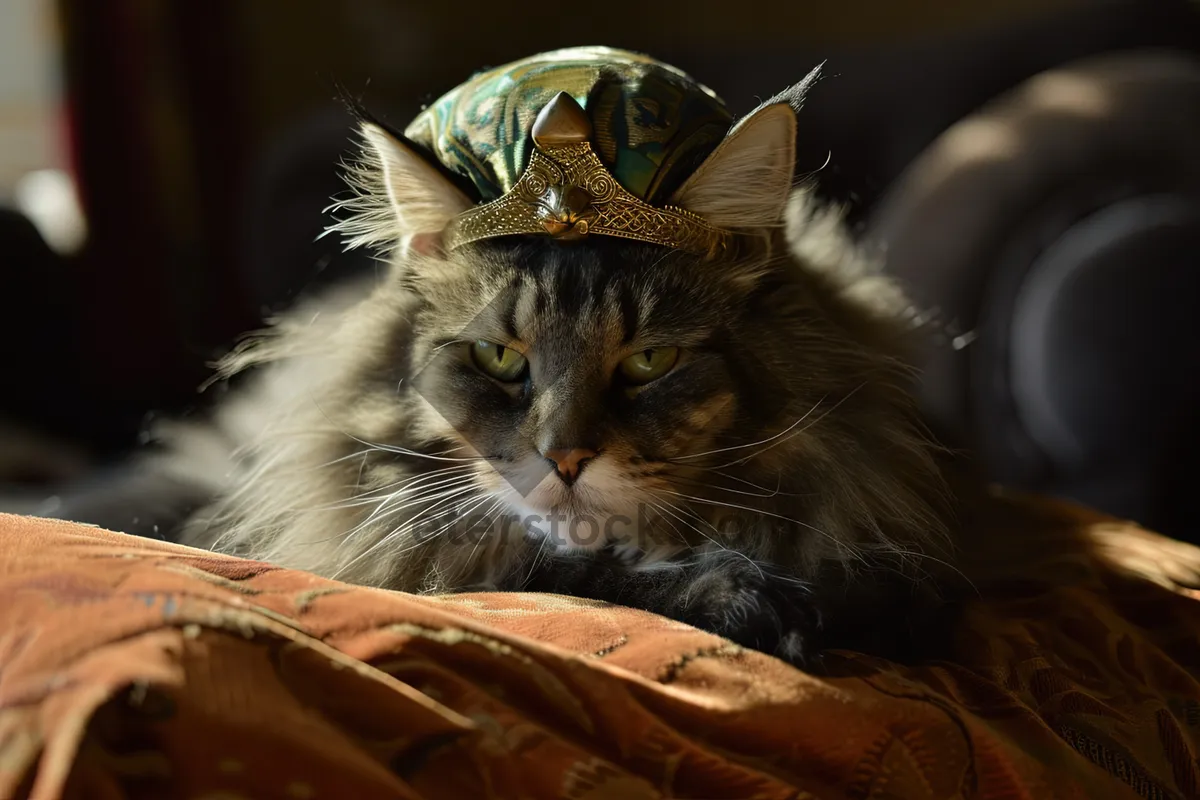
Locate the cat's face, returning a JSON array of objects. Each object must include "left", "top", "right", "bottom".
[{"left": 400, "top": 238, "right": 780, "bottom": 551}]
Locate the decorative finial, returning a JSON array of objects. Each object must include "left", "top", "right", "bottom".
[{"left": 531, "top": 92, "right": 593, "bottom": 148}]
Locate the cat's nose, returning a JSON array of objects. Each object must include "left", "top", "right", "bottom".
[{"left": 542, "top": 447, "right": 598, "bottom": 484}]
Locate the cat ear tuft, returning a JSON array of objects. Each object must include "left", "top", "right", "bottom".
[
  {"left": 329, "top": 122, "right": 472, "bottom": 256},
  {"left": 671, "top": 64, "right": 824, "bottom": 231},
  {"left": 759, "top": 62, "right": 825, "bottom": 119}
]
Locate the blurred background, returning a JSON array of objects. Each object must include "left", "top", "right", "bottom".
[{"left": 1, "top": 0, "right": 1198, "bottom": 540}]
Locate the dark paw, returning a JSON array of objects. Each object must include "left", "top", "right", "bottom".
[{"left": 676, "top": 560, "right": 823, "bottom": 668}]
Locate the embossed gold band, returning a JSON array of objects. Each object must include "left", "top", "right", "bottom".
[{"left": 442, "top": 93, "right": 732, "bottom": 257}]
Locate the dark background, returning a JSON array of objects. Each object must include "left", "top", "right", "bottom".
[{"left": 2, "top": 0, "right": 1199, "bottom": 538}]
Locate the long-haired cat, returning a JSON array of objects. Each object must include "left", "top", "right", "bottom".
[{"left": 60, "top": 51, "right": 961, "bottom": 669}]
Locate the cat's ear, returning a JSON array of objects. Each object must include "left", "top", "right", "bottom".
[
  {"left": 670, "top": 64, "right": 823, "bottom": 230},
  {"left": 334, "top": 121, "right": 473, "bottom": 257}
]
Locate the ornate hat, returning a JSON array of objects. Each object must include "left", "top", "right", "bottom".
[
  {"left": 404, "top": 47, "right": 739, "bottom": 255},
  {"left": 339, "top": 47, "right": 811, "bottom": 259}
]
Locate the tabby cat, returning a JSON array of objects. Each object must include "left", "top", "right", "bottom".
[{"left": 70, "top": 49, "right": 962, "bottom": 669}]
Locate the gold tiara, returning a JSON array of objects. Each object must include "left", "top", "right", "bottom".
[{"left": 442, "top": 92, "right": 733, "bottom": 256}]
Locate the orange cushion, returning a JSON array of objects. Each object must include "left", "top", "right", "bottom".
[{"left": 1, "top": 491, "right": 1197, "bottom": 798}]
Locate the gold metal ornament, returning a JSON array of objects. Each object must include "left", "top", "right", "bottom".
[{"left": 442, "top": 93, "right": 732, "bottom": 256}]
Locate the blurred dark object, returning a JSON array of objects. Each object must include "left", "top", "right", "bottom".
[
  {"left": 0, "top": 208, "right": 92, "bottom": 508},
  {"left": 870, "top": 49, "right": 1200, "bottom": 539},
  {"left": 0, "top": 207, "right": 94, "bottom": 455},
  {"left": 3, "top": 0, "right": 1197, "bottom": 537}
]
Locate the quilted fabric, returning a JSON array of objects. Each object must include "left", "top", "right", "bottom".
[{"left": 1, "top": 489, "right": 1198, "bottom": 799}]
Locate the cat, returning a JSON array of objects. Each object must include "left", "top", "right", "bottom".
[{"left": 56, "top": 57, "right": 962, "bottom": 670}]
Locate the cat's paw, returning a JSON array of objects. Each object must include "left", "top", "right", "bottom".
[{"left": 677, "top": 560, "right": 822, "bottom": 668}]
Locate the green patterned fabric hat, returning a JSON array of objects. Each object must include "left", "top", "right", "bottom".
[{"left": 404, "top": 46, "right": 734, "bottom": 207}]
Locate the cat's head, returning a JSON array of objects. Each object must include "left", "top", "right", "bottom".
[{"left": 319, "top": 70, "right": 948, "bottom": 573}]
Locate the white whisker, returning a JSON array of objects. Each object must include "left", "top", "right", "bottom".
[
  {"left": 658, "top": 489, "right": 864, "bottom": 562},
  {"left": 646, "top": 499, "right": 765, "bottom": 579},
  {"left": 329, "top": 487, "right": 487, "bottom": 579},
  {"left": 670, "top": 393, "right": 829, "bottom": 462},
  {"left": 707, "top": 383, "right": 867, "bottom": 470}
]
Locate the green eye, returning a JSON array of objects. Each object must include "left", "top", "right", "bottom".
[
  {"left": 470, "top": 340, "right": 528, "bottom": 382},
  {"left": 619, "top": 347, "right": 680, "bottom": 385}
]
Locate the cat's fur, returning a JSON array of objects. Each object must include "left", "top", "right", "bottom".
[{"left": 72, "top": 66, "right": 962, "bottom": 668}]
